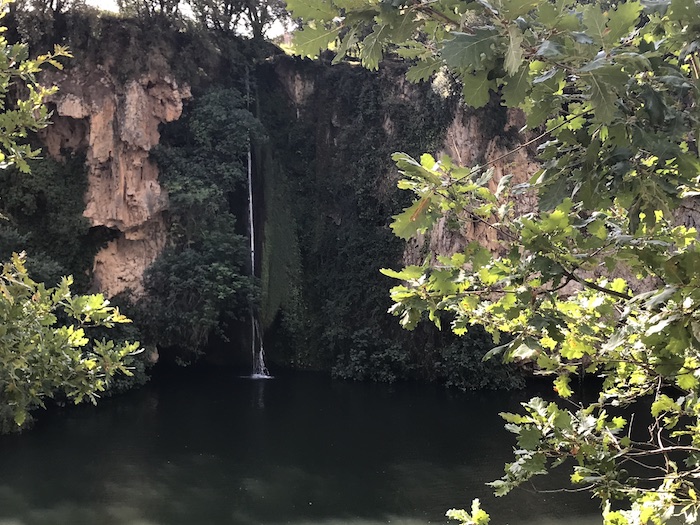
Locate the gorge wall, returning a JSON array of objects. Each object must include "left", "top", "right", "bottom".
[
  {"left": 40, "top": 59, "right": 538, "bottom": 300},
  {"left": 15, "top": 13, "right": 533, "bottom": 386},
  {"left": 254, "top": 58, "right": 526, "bottom": 387}
]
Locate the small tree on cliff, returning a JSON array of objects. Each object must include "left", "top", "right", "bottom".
[
  {"left": 0, "top": 0, "right": 140, "bottom": 432},
  {"left": 116, "top": 0, "right": 182, "bottom": 19},
  {"left": 291, "top": 0, "right": 700, "bottom": 523},
  {"left": 189, "top": 0, "right": 289, "bottom": 38}
]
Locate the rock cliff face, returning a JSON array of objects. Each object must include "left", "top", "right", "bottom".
[
  {"left": 274, "top": 59, "right": 540, "bottom": 266},
  {"left": 39, "top": 52, "right": 536, "bottom": 303},
  {"left": 40, "top": 68, "right": 190, "bottom": 297}
]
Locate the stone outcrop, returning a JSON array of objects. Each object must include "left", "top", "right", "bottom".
[{"left": 40, "top": 68, "right": 190, "bottom": 297}]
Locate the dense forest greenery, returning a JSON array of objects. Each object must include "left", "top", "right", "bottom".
[
  {"left": 136, "top": 88, "right": 260, "bottom": 361},
  {"left": 0, "top": 155, "right": 102, "bottom": 289}
]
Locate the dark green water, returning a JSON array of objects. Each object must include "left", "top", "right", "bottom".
[{"left": 0, "top": 368, "right": 600, "bottom": 525}]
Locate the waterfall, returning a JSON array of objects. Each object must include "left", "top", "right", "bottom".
[
  {"left": 247, "top": 148, "right": 271, "bottom": 378},
  {"left": 246, "top": 68, "right": 272, "bottom": 379}
]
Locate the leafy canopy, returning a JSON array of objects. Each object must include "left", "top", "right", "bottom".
[
  {"left": 292, "top": 0, "right": 700, "bottom": 523},
  {"left": 0, "top": 254, "right": 141, "bottom": 431},
  {"left": 0, "top": 0, "right": 70, "bottom": 173},
  {"left": 190, "top": 0, "right": 290, "bottom": 38}
]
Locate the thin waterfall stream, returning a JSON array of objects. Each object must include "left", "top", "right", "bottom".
[
  {"left": 247, "top": 148, "right": 270, "bottom": 379},
  {"left": 246, "top": 68, "right": 271, "bottom": 380}
]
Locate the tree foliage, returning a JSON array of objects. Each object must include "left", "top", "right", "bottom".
[
  {"left": 140, "top": 88, "right": 259, "bottom": 359},
  {"left": 0, "top": 254, "right": 141, "bottom": 432},
  {"left": 190, "top": 0, "right": 289, "bottom": 38},
  {"left": 10, "top": 0, "right": 86, "bottom": 16},
  {"left": 116, "top": 0, "right": 182, "bottom": 20},
  {"left": 0, "top": 1, "right": 70, "bottom": 173},
  {"left": 0, "top": 155, "right": 99, "bottom": 289},
  {"left": 112, "top": 0, "right": 289, "bottom": 39},
  {"left": 292, "top": 0, "right": 700, "bottom": 523}
]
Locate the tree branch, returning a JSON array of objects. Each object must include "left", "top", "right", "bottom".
[{"left": 563, "top": 269, "right": 632, "bottom": 301}]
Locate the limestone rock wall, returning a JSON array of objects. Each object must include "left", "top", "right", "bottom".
[{"left": 40, "top": 68, "right": 190, "bottom": 297}]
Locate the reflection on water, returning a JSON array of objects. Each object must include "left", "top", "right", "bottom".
[{"left": 0, "top": 368, "right": 600, "bottom": 525}]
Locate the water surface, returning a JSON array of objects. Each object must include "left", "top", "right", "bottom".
[{"left": 0, "top": 368, "right": 600, "bottom": 525}]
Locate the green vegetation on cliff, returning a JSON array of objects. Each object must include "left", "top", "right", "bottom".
[
  {"left": 257, "top": 58, "right": 523, "bottom": 388},
  {"left": 137, "top": 88, "right": 260, "bottom": 360},
  {"left": 0, "top": 155, "right": 102, "bottom": 289}
]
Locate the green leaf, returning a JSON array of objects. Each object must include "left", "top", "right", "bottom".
[
  {"left": 293, "top": 26, "right": 341, "bottom": 57},
  {"left": 651, "top": 394, "right": 681, "bottom": 417},
  {"left": 446, "top": 499, "right": 491, "bottom": 525},
  {"left": 461, "top": 71, "right": 495, "bottom": 108},
  {"left": 518, "top": 426, "right": 542, "bottom": 450},
  {"left": 500, "top": 411, "right": 530, "bottom": 424},
  {"left": 587, "top": 72, "right": 618, "bottom": 123},
  {"left": 390, "top": 197, "right": 439, "bottom": 239},
  {"left": 332, "top": 29, "right": 359, "bottom": 64},
  {"left": 467, "top": 241, "right": 492, "bottom": 269},
  {"left": 587, "top": 219, "right": 608, "bottom": 240},
  {"left": 538, "top": 1, "right": 581, "bottom": 30},
  {"left": 538, "top": 175, "right": 570, "bottom": 211},
  {"left": 669, "top": 0, "right": 700, "bottom": 21},
  {"left": 441, "top": 29, "right": 501, "bottom": 71},
  {"left": 582, "top": 5, "right": 608, "bottom": 46},
  {"left": 497, "top": 0, "right": 539, "bottom": 19},
  {"left": 14, "top": 410, "right": 26, "bottom": 426},
  {"left": 536, "top": 40, "right": 563, "bottom": 59},
  {"left": 396, "top": 42, "right": 429, "bottom": 59},
  {"left": 612, "top": 416, "right": 626, "bottom": 429},
  {"left": 554, "top": 374, "right": 572, "bottom": 398},
  {"left": 406, "top": 58, "right": 440, "bottom": 82},
  {"left": 380, "top": 266, "right": 425, "bottom": 280},
  {"left": 522, "top": 452, "right": 547, "bottom": 473},
  {"left": 420, "top": 153, "right": 437, "bottom": 169},
  {"left": 605, "top": 2, "right": 643, "bottom": 43},
  {"left": 392, "top": 152, "right": 442, "bottom": 185},
  {"left": 504, "top": 25, "right": 523, "bottom": 76},
  {"left": 381, "top": 7, "right": 419, "bottom": 43},
  {"left": 495, "top": 173, "right": 513, "bottom": 198},
  {"left": 333, "top": 0, "right": 368, "bottom": 9},
  {"left": 677, "top": 373, "right": 698, "bottom": 391},
  {"left": 560, "top": 338, "right": 586, "bottom": 359},
  {"left": 361, "top": 24, "right": 388, "bottom": 70},
  {"left": 286, "top": 0, "right": 338, "bottom": 21},
  {"left": 501, "top": 65, "right": 530, "bottom": 107}
]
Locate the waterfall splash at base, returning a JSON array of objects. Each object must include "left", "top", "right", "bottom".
[
  {"left": 249, "top": 317, "right": 273, "bottom": 379},
  {"left": 240, "top": 315, "right": 273, "bottom": 379}
]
